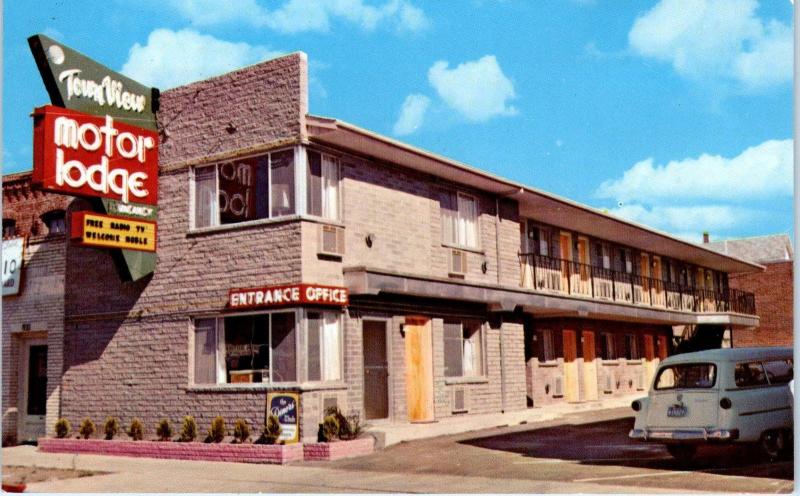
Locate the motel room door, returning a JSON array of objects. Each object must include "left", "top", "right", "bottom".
[
  {"left": 363, "top": 320, "right": 389, "bottom": 420},
  {"left": 581, "top": 330, "right": 599, "bottom": 401},
  {"left": 559, "top": 232, "right": 572, "bottom": 291},
  {"left": 19, "top": 339, "right": 47, "bottom": 443},
  {"left": 643, "top": 334, "right": 656, "bottom": 387},
  {"left": 404, "top": 317, "right": 434, "bottom": 422},
  {"left": 563, "top": 330, "right": 580, "bottom": 402}
]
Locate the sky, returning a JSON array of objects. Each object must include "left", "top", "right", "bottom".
[{"left": 3, "top": 0, "right": 794, "bottom": 244}]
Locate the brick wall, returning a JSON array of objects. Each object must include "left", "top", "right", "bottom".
[{"left": 728, "top": 261, "right": 793, "bottom": 347}]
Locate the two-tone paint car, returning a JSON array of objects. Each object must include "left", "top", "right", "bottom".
[{"left": 629, "top": 347, "right": 793, "bottom": 461}]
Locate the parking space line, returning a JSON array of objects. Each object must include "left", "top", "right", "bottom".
[{"left": 574, "top": 470, "right": 690, "bottom": 482}]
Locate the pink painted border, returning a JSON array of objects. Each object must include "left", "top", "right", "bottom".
[{"left": 303, "top": 437, "right": 375, "bottom": 461}]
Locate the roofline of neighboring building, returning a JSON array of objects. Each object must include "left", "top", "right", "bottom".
[
  {"left": 2, "top": 170, "right": 33, "bottom": 183},
  {"left": 307, "top": 114, "right": 764, "bottom": 274}
]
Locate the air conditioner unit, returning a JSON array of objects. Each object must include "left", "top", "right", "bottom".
[
  {"left": 553, "top": 376, "right": 564, "bottom": 397},
  {"left": 319, "top": 225, "right": 345, "bottom": 257},
  {"left": 604, "top": 374, "right": 613, "bottom": 393},
  {"left": 449, "top": 249, "right": 467, "bottom": 276},
  {"left": 452, "top": 387, "right": 468, "bottom": 413},
  {"left": 637, "top": 372, "right": 645, "bottom": 390}
]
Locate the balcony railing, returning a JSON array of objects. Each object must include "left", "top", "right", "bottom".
[{"left": 518, "top": 253, "right": 756, "bottom": 316}]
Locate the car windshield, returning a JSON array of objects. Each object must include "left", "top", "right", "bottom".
[{"left": 654, "top": 363, "right": 716, "bottom": 390}]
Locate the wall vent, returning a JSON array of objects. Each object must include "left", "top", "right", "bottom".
[
  {"left": 449, "top": 249, "right": 467, "bottom": 276},
  {"left": 604, "top": 374, "right": 613, "bottom": 393},
  {"left": 553, "top": 376, "right": 564, "bottom": 397},
  {"left": 452, "top": 387, "right": 468, "bottom": 413},
  {"left": 319, "top": 225, "right": 345, "bottom": 257}
]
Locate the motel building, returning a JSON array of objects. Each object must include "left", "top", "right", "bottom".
[{"left": 2, "top": 50, "right": 761, "bottom": 446}]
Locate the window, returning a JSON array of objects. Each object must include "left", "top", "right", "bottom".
[
  {"left": 444, "top": 320, "right": 484, "bottom": 377},
  {"left": 526, "top": 222, "right": 550, "bottom": 256},
  {"left": 193, "top": 312, "right": 297, "bottom": 384},
  {"left": 2, "top": 219, "right": 16, "bottom": 238},
  {"left": 536, "top": 329, "right": 556, "bottom": 362},
  {"left": 441, "top": 191, "right": 478, "bottom": 249},
  {"left": 655, "top": 363, "right": 716, "bottom": 390},
  {"left": 763, "top": 359, "right": 793, "bottom": 385},
  {"left": 735, "top": 361, "right": 768, "bottom": 388},
  {"left": 41, "top": 210, "right": 66, "bottom": 234},
  {"left": 624, "top": 335, "right": 640, "bottom": 360},
  {"left": 192, "top": 150, "right": 294, "bottom": 228},
  {"left": 307, "top": 151, "right": 340, "bottom": 220},
  {"left": 307, "top": 311, "right": 342, "bottom": 381},
  {"left": 600, "top": 332, "right": 616, "bottom": 360}
]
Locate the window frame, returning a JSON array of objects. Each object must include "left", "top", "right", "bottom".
[
  {"left": 306, "top": 149, "right": 343, "bottom": 221},
  {"left": 305, "top": 308, "right": 344, "bottom": 383},
  {"left": 600, "top": 332, "right": 616, "bottom": 361},
  {"left": 40, "top": 209, "right": 67, "bottom": 235},
  {"left": 442, "top": 190, "right": 480, "bottom": 250},
  {"left": 654, "top": 362, "right": 717, "bottom": 390},
  {"left": 443, "top": 320, "right": 486, "bottom": 378},
  {"left": 537, "top": 328, "right": 556, "bottom": 363},
  {"left": 624, "top": 334, "right": 640, "bottom": 360}
]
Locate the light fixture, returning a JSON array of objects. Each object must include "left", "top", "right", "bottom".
[{"left": 365, "top": 233, "right": 375, "bottom": 248}]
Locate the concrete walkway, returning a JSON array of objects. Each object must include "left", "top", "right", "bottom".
[{"left": 368, "top": 393, "right": 644, "bottom": 447}]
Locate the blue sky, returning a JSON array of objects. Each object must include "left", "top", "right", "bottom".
[{"left": 3, "top": 0, "right": 794, "bottom": 243}]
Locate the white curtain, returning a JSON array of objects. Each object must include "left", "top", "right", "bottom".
[
  {"left": 321, "top": 155, "right": 339, "bottom": 220},
  {"left": 457, "top": 194, "right": 477, "bottom": 247},
  {"left": 462, "top": 338, "right": 475, "bottom": 376},
  {"left": 322, "top": 313, "right": 341, "bottom": 381},
  {"left": 194, "top": 167, "right": 218, "bottom": 228}
]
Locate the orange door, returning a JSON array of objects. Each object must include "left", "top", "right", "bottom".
[
  {"left": 643, "top": 335, "right": 656, "bottom": 386},
  {"left": 652, "top": 256, "right": 663, "bottom": 305},
  {"left": 563, "top": 329, "right": 579, "bottom": 402},
  {"left": 640, "top": 253, "right": 650, "bottom": 303},
  {"left": 577, "top": 237, "right": 589, "bottom": 280},
  {"left": 404, "top": 316, "right": 434, "bottom": 422},
  {"left": 657, "top": 335, "right": 669, "bottom": 360},
  {"left": 559, "top": 233, "right": 572, "bottom": 292},
  {"left": 581, "top": 330, "right": 598, "bottom": 401}
]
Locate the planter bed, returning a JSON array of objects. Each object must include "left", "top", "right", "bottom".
[
  {"left": 303, "top": 437, "right": 375, "bottom": 461},
  {"left": 38, "top": 438, "right": 303, "bottom": 465}
]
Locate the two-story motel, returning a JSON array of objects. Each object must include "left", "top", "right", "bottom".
[{"left": 2, "top": 52, "right": 761, "bottom": 445}]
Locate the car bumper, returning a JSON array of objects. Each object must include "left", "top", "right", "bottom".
[{"left": 629, "top": 428, "right": 739, "bottom": 443}]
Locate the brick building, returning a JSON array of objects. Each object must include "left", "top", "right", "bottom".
[
  {"left": 2, "top": 52, "right": 762, "bottom": 445},
  {"left": 706, "top": 235, "right": 793, "bottom": 348}
]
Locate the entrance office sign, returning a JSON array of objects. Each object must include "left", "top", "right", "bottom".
[
  {"left": 28, "top": 34, "right": 160, "bottom": 281},
  {"left": 228, "top": 284, "right": 349, "bottom": 309}
]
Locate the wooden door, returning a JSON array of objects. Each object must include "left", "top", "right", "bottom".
[
  {"left": 651, "top": 256, "right": 663, "bottom": 305},
  {"left": 19, "top": 340, "right": 47, "bottom": 443},
  {"left": 363, "top": 320, "right": 389, "bottom": 420},
  {"left": 404, "top": 317, "right": 434, "bottom": 422},
  {"left": 657, "top": 335, "right": 669, "bottom": 360},
  {"left": 639, "top": 253, "right": 650, "bottom": 303},
  {"left": 643, "top": 335, "right": 656, "bottom": 387},
  {"left": 563, "top": 329, "right": 579, "bottom": 402},
  {"left": 581, "top": 330, "right": 598, "bottom": 401},
  {"left": 559, "top": 232, "right": 572, "bottom": 292}
]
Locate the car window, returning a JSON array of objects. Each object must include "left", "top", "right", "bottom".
[
  {"left": 734, "top": 361, "right": 768, "bottom": 387},
  {"left": 762, "top": 359, "right": 793, "bottom": 385},
  {"left": 654, "top": 363, "right": 716, "bottom": 390}
]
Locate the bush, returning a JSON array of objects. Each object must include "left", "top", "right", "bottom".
[
  {"left": 206, "top": 416, "right": 226, "bottom": 443},
  {"left": 322, "top": 414, "right": 339, "bottom": 442},
  {"left": 233, "top": 418, "right": 250, "bottom": 444},
  {"left": 103, "top": 416, "right": 120, "bottom": 440},
  {"left": 343, "top": 412, "right": 365, "bottom": 441},
  {"left": 55, "top": 418, "right": 71, "bottom": 439},
  {"left": 156, "top": 418, "right": 173, "bottom": 442},
  {"left": 324, "top": 406, "right": 366, "bottom": 441},
  {"left": 179, "top": 416, "right": 197, "bottom": 442},
  {"left": 79, "top": 418, "right": 95, "bottom": 439},
  {"left": 127, "top": 418, "right": 144, "bottom": 441},
  {"left": 256, "top": 414, "right": 282, "bottom": 445}
]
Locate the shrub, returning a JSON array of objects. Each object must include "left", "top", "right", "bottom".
[
  {"left": 323, "top": 406, "right": 366, "bottom": 441},
  {"left": 233, "top": 418, "right": 250, "bottom": 444},
  {"left": 179, "top": 416, "right": 197, "bottom": 442},
  {"left": 206, "top": 416, "right": 226, "bottom": 443},
  {"left": 103, "top": 416, "right": 120, "bottom": 440},
  {"left": 78, "top": 418, "right": 95, "bottom": 439},
  {"left": 344, "top": 412, "right": 365, "bottom": 441},
  {"left": 256, "top": 414, "right": 282, "bottom": 444},
  {"left": 156, "top": 418, "right": 173, "bottom": 442},
  {"left": 127, "top": 418, "right": 144, "bottom": 441},
  {"left": 322, "top": 414, "right": 339, "bottom": 442},
  {"left": 55, "top": 418, "right": 71, "bottom": 439}
]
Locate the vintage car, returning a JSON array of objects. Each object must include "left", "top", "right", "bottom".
[{"left": 629, "top": 346, "right": 793, "bottom": 461}]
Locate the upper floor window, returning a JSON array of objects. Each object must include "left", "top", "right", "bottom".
[
  {"left": 191, "top": 149, "right": 295, "bottom": 229},
  {"left": 2, "top": 219, "right": 16, "bottom": 239},
  {"left": 41, "top": 210, "right": 66, "bottom": 235},
  {"left": 537, "top": 328, "right": 556, "bottom": 362},
  {"left": 441, "top": 191, "right": 478, "bottom": 249},
  {"left": 444, "top": 320, "right": 484, "bottom": 377},
  {"left": 525, "top": 222, "right": 550, "bottom": 256},
  {"left": 306, "top": 151, "right": 340, "bottom": 220}
]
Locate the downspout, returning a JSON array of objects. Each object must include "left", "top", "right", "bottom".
[{"left": 496, "top": 197, "right": 506, "bottom": 413}]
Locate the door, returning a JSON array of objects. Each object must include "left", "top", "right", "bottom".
[
  {"left": 657, "top": 335, "right": 669, "bottom": 360},
  {"left": 363, "top": 320, "right": 389, "bottom": 420},
  {"left": 643, "top": 334, "right": 656, "bottom": 387},
  {"left": 563, "top": 329, "right": 580, "bottom": 402},
  {"left": 651, "top": 256, "right": 664, "bottom": 306},
  {"left": 639, "top": 253, "right": 650, "bottom": 304},
  {"left": 581, "top": 330, "right": 598, "bottom": 401},
  {"left": 404, "top": 317, "right": 434, "bottom": 422},
  {"left": 19, "top": 340, "right": 47, "bottom": 442},
  {"left": 576, "top": 237, "right": 590, "bottom": 296},
  {"left": 559, "top": 232, "right": 572, "bottom": 293}
]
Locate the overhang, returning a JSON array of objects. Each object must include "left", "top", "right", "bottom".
[{"left": 308, "top": 115, "right": 762, "bottom": 275}]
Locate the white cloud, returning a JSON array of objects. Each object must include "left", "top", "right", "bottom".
[
  {"left": 121, "top": 29, "right": 282, "bottom": 89},
  {"left": 168, "top": 0, "right": 429, "bottom": 33},
  {"left": 392, "top": 94, "right": 430, "bottom": 135},
  {"left": 628, "top": 0, "right": 791, "bottom": 89},
  {"left": 607, "top": 204, "right": 747, "bottom": 235},
  {"left": 427, "top": 55, "right": 517, "bottom": 122},
  {"left": 595, "top": 139, "right": 792, "bottom": 203}
]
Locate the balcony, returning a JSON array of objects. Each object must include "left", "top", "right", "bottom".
[{"left": 518, "top": 253, "right": 756, "bottom": 316}]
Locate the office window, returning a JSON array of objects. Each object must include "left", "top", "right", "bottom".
[
  {"left": 306, "top": 311, "right": 342, "bottom": 381},
  {"left": 600, "top": 332, "right": 616, "bottom": 360},
  {"left": 307, "top": 151, "right": 341, "bottom": 220},
  {"left": 624, "top": 334, "right": 640, "bottom": 360},
  {"left": 41, "top": 210, "right": 66, "bottom": 234},
  {"left": 444, "top": 320, "right": 484, "bottom": 377},
  {"left": 441, "top": 191, "right": 479, "bottom": 249},
  {"left": 537, "top": 329, "right": 556, "bottom": 362},
  {"left": 192, "top": 150, "right": 294, "bottom": 228},
  {"left": 193, "top": 312, "right": 297, "bottom": 384}
]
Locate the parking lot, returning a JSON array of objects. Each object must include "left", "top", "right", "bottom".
[{"left": 317, "top": 407, "right": 794, "bottom": 493}]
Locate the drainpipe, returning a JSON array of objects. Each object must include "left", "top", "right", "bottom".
[{"left": 495, "top": 198, "right": 507, "bottom": 413}]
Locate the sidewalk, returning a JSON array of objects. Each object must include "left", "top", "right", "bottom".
[{"left": 368, "top": 393, "right": 643, "bottom": 447}]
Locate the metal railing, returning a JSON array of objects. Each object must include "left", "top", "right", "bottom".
[{"left": 518, "top": 253, "right": 756, "bottom": 316}]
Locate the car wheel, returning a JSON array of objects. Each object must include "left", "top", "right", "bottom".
[
  {"left": 759, "top": 430, "right": 784, "bottom": 461},
  {"left": 666, "top": 444, "right": 697, "bottom": 462}
]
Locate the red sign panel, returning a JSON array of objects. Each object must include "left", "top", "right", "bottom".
[
  {"left": 228, "top": 284, "right": 349, "bottom": 309},
  {"left": 32, "top": 105, "right": 159, "bottom": 205}
]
